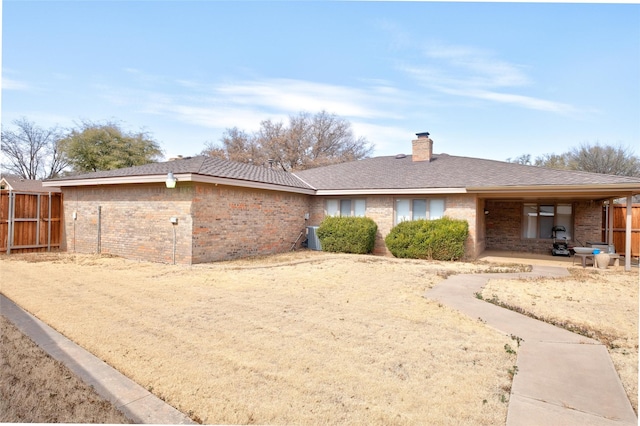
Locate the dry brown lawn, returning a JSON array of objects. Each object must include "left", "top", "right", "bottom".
[
  {"left": 0, "top": 315, "right": 133, "bottom": 423},
  {"left": 482, "top": 267, "right": 639, "bottom": 413},
  {"left": 0, "top": 251, "right": 523, "bottom": 425}
]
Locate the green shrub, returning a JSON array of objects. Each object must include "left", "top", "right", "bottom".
[
  {"left": 385, "top": 217, "right": 468, "bottom": 261},
  {"left": 316, "top": 216, "right": 378, "bottom": 254}
]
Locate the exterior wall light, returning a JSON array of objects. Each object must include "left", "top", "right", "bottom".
[{"left": 166, "top": 172, "right": 177, "bottom": 188}]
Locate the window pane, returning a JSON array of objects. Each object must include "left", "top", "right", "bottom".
[
  {"left": 429, "top": 199, "right": 445, "bottom": 219},
  {"left": 354, "top": 199, "right": 366, "bottom": 217},
  {"left": 413, "top": 199, "right": 427, "bottom": 220},
  {"left": 522, "top": 203, "right": 538, "bottom": 238},
  {"left": 326, "top": 200, "right": 339, "bottom": 217},
  {"left": 340, "top": 199, "right": 352, "bottom": 217},
  {"left": 556, "top": 204, "right": 572, "bottom": 240},
  {"left": 396, "top": 199, "right": 410, "bottom": 223},
  {"left": 539, "top": 205, "right": 555, "bottom": 239}
]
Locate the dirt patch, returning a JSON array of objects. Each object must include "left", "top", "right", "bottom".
[
  {"left": 1, "top": 251, "right": 524, "bottom": 425},
  {"left": 482, "top": 267, "right": 639, "bottom": 412},
  {"left": 0, "top": 315, "right": 132, "bottom": 423}
]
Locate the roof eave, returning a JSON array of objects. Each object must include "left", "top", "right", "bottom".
[
  {"left": 467, "top": 184, "right": 640, "bottom": 200},
  {"left": 43, "top": 174, "right": 316, "bottom": 195},
  {"left": 315, "top": 188, "right": 468, "bottom": 196}
]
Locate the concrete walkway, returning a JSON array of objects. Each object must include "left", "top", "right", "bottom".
[
  {"left": 426, "top": 265, "right": 638, "bottom": 426},
  {"left": 0, "top": 294, "right": 195, "bottom": 424}
]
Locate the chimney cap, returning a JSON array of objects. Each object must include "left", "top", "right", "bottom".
[{"left": 415, "top": 132, "right": 430, "bottom": 138}]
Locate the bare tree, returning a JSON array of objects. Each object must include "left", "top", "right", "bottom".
[
  {"left": 509, "top": 142, "right": 639, "bottom": 177},
  {"left": 202, "top": 111, "right": 374, "bottom": 171},
  {"left": 1, "top": 118, "right": 69, "bottom": 179},
  {"left": 568, "top": 143, "right": 640, "bottom": 176},
  {"left": 506, "top": 154, "right": 531, "bottom": 165},
  {"left": 533, "top": 153, "right": 570, "bottom": 170}
]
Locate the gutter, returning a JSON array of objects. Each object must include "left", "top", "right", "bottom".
[
  {"left": 314, "top": 188, "right": 468, "bottom": 196},
  {"left": 42, "top": 174, "right": 317, "bottom": 195}
]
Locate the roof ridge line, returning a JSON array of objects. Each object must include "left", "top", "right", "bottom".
[{"left": 291, "top": 172, "right": 317, "bottom": 191}]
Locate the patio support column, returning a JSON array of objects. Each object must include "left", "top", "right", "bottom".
[
  {"left": 625, "top": 195, "right": 632, "bottom": 271},
  {"left": 607, "top": 198, "right": 614, "bottom": 246}
]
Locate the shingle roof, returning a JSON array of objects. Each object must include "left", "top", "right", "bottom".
[
  {"left": 48, "top": 156, "right": 314, "bottom": 190},
  {"left": 1, "top": 175, "right": 61, "bottom": 192},
  {"left": 45, "top": 153, "right": 640, "bottom": 194},
  {"left": 293, "top": 154, "right": 640, "bottom": 190}
]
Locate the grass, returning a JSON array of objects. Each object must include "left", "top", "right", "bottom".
[
  {"left": 481, "top": 267, "right": 639, "bottom": 413},
  {"left": 1, "top": 251, "right": 520, "bottom": 425},
  {"left": 0, "top": 315, "right": 132, "bottom": 423}
]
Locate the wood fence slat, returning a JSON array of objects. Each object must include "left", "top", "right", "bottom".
[
  {"left": 0, "top": 190, "right": 62, "bottom": 254},
  {"left": 604, "top": 204, "right": 640, "bottom": 257}
]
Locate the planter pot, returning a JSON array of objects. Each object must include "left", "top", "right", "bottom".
[{"left": 595, "top": 253, "right": 611, "bottom": 269}]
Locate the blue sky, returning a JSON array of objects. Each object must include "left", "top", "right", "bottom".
[{"left": 2, "top": 1, "right": 639, "bottom": 163}]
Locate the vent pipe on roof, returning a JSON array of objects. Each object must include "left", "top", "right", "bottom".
[{"left": 412, "top": 132, "right": 433, "bottom": 162}]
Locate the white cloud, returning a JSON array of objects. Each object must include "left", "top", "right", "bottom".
[
  {"left": 100, "top": 73, "right": 412, "bottom": 131},
  {"left": 214, "top": 78, "right": 401, "bottom": 120},
  {"left": 401, "top": 41, "right": 576, "bottom": 114},
  {"left": 2, "top": 77, "right": 30, "bottom": 91}
]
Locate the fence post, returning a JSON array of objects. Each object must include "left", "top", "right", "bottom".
[
  {"left": 7, "top": 192, "right": 14, "bottom": 255},
  {"left": 97, "top": 205, "right": 102, "bottom": 254},
  {"left": 36, "top": 194, "right": 41, "bottom": 249},
  {"left": 47, "top": 192, "right": 52, "bottom": 252},
  {"left": 625, "top": 197, "right": 632, "bottom": 271}
]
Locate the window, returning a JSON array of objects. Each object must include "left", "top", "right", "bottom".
[
  {"left": 522, "top": 203, "right": 573, "bottom": 239},
  {"left": 326, "top": 199, "right": 366, "bottom": 217},
  {"left": 395, "top": 198, "right": 445, "bottom": 224}
]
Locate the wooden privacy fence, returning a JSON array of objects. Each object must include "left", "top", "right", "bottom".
[
  {"left": 0, "top": 190, "right": 63, "bottom": 254},
  {"left": 603, "top": 203, "right": 640, "bottom": 257}
]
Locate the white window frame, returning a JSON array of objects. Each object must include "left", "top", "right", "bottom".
[
  {"left": 522, "top": 202, "right": 573, "bottom": 240},
  {"left": 394, "top": 198, "right": 445, "bottom": 224},
  {"left": 325, "top": 199, "right": 366, "bottom": 217}
]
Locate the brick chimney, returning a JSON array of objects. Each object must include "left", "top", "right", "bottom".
[{"left": 412, "top": 132, "right": 433, "bottom": 162}]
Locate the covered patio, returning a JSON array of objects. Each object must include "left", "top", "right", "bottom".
[
  {"left": 478, "top": 249, "right": 638, "bottom": 269},
  {"left": 476, "top": 184, "right": 638, "bottom": 271}
]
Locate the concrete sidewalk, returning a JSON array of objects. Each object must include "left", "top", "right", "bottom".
[
  {"left": 0, "top": 294, "right": 195, "bottom": 425},
  {"left": 427, "top": 265, "right": 638, "bottom": 426}
]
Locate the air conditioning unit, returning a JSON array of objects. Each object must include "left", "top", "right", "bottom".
[{"left": 306, "top": 226, "right": 322, "bottom": 251}]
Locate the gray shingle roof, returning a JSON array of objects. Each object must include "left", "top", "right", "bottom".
[
  {"left": 48, "top": 156, "right": 314, "bottom": 190},
  {"left": 1, "top": 175, "right": 61, "bottom": 192},
  {"left": 293, "top": 154, "right": 640, "bottom": 190},
  {"left": 46, "top": 153, "right": 640, "bottom": 193}
]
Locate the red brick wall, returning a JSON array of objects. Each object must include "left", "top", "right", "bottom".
[
  {"left": 191, "top": 183, "right": 310, "bottom": 263},
  {"left": 574, "top": 201, "right": 604, "bottom": 244},
  {"left": 62, "top": 184, "right": 193, "bottom": 264},
  {"left": 63, "top": 182, "right": 312, "bottom": 264}
]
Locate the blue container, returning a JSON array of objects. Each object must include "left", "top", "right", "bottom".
[{"left": 592, "top": 249, "right": 600, "bottom": 254}]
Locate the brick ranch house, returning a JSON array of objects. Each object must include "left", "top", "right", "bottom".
[{"left": 44, "top": 133, "right": 640, "bottom": 269}]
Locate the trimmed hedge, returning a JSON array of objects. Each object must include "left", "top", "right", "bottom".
[
  {"left": 316, "top": 216, "right": 378, "bottom": 254},
  {"left": 385, "top": 217, "right": 469, "bottom": 261}
]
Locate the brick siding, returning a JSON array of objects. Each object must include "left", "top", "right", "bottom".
[
  {"left": 191, "top": 183, "right": 310, "bottom": 263},
  {"left": 62, "top": 184, "right": 193, "bottom": 264},
  {"left": 62, "top": 183, "right": 311, "bottom": 265},
  {"left": 62, "top": 181, "right": 606, "bottom": 264}
]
